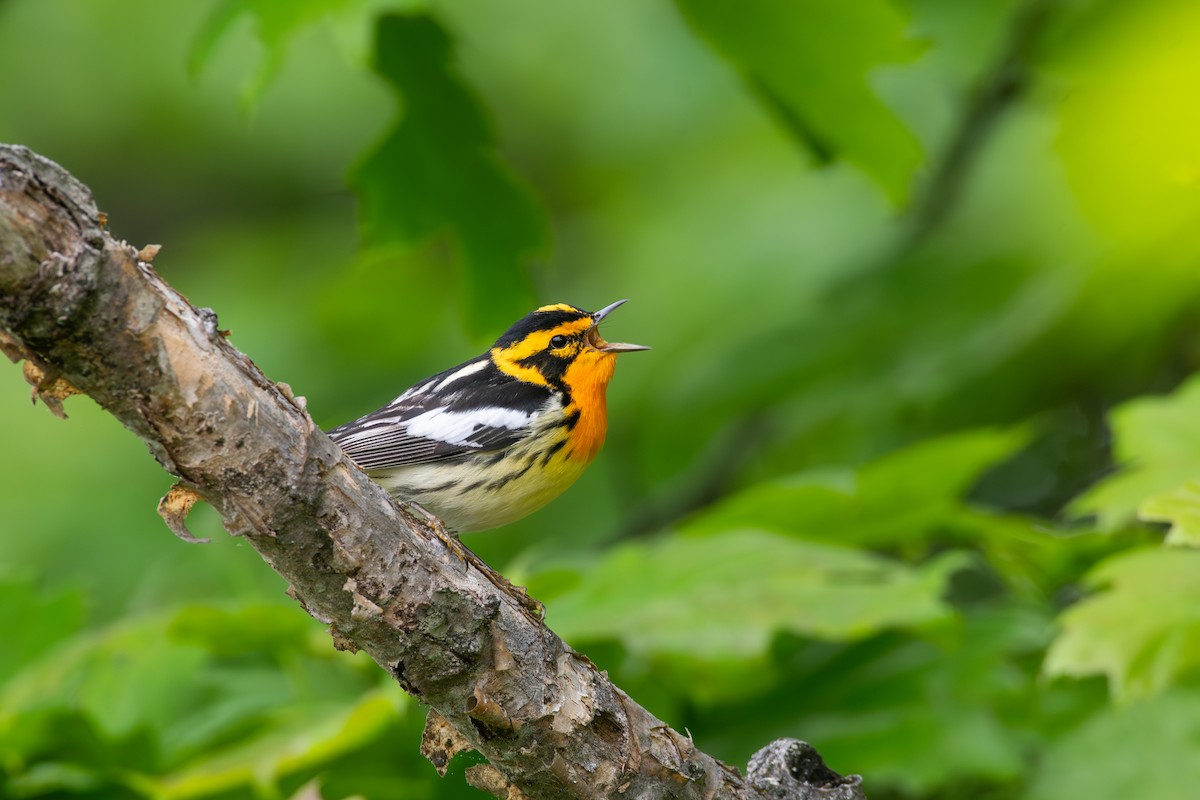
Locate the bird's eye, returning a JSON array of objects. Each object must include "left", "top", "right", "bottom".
[{"left": 550, "top": 335, "right": 569, "bottom": 349}]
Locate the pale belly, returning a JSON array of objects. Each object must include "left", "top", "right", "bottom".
[{"left": 370, "top": 438, "right": 591, "bottom": 532}]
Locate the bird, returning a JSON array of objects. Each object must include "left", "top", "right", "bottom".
[{"left": 327, "top": 300, "right": 649, "bottom": 610}]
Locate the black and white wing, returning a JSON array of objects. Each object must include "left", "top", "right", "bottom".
[{"left": 327, "top": 357, "right": 554, "bottom": 471}]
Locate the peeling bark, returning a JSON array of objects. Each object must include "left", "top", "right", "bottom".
[{"left": 0, "top": 143, "right": 867, "bottom": 800}]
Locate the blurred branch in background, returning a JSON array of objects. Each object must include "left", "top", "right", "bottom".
[
  {"left": 617, "top": 0, "right": 1058, "bottom": 534},
  {"left": 900, "top": 0, "right": 1053, "bottom": 254}
]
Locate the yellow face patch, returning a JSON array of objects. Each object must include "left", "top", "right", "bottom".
[
  {"left": 488, "top": 311, "right": 622, "bottom": 462},
  {"left": 490, "top": 318, "right": 595, "bottom": 385}
]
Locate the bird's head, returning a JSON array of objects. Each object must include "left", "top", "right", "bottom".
[{"left": 489, "top": 300, "right": 650, "bottom": 394}]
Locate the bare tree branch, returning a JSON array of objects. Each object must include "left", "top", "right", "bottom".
[{"left": 0, "top": 143, "right": 865, "bottom": 800}]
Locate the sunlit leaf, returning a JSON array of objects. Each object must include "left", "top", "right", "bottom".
[
  {"left": 1140, "top": 487, "right": 1200, "bottom": 547},
  {"left": 1070, "top": 374, "right": 1200, "bottom": 544},
  {"left": 1026, "top": 687, "right": 1200, "bottom": 800},
  {"left": 548, "top": 528, "right": 967, "bottom": 661},
  {"left": 1044, "top": 547, "right": 1200, "bottom": 701},
  {"left": 1046, "top": 0, "right": 1200, "bottom": 247},
  {"left": 350, "top": 13, "right": 548, "bottom": 338},
  {"left": 676, "top": 0, "right": 924, "bottom": 203}
]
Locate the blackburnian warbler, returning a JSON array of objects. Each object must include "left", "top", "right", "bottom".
[{"left": 328, "top": 300, "right": 649, "bottom": 535}]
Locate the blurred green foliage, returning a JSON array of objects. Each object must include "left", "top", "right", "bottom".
[
  {"left": 351, "top": 13, "right": 547, "bottom": 336},
  {"left": 2, "top": 0, "right": 1200, "bottom": 798}
]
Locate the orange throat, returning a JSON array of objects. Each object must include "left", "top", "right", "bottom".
[{"left": 563, "top": 351, "right": 616, "bottom": 462}]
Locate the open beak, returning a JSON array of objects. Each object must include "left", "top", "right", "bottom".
[{"left": 587, "top": 299, "right": 652, "bottom": 353}]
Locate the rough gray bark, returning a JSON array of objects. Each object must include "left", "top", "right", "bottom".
[{"left": 0, "top": 143, "right": 866, "bottom": 800}]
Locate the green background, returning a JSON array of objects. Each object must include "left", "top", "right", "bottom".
[{"left": 4, "top": 1, "right": 1200, "bottom": 798}]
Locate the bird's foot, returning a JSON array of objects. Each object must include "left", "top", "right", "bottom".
[{"left": 405, "top": 502, "right": 545, "bottom": 621}]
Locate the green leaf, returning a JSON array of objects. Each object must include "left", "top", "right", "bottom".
[
  {"left": 191, "top": 0, "right": 350, "bottom": 107},
  {"left": 1044, "top": 547, "right": 1200, "bottom": 701},
  {"left": 0, "top": 601, "right": 400, "bottom": 798},
  {"left": 0, "top": 619, "right": 207, "bottom": 746},
  {"left": 676, "top": 0, "right": 924, "bottom": 203},
  {"left": 656, "top": 415, "right": 1099, "bottom": 606},
  {"left": 702, "top": 608, "right": 1048, "bottom": 794},
  {"left": 168, "top": 603, "right": 316, "bottom": 659},
  {"left": 1141, "top": 486, "right": 1200, "bottom": 546},
  {"left": 189, "top": 0, "right": 416, "bottom": 109},
  {"left": 1071, "top": 374, "right": 1200, "bottom": 543},
  {"left": 684, "top": 428, "right": 1026, "bottom": 549},
  {"left": 148, "top": 687, "right": 405, "bottom": 800},
  {"left": 4, "top": 760, "right": 106, "bottom": 797},
  {"left": 1026, "top": 687, "right": 1200, "bottom": 800},
  {"left": 547, "top": 528, "right": 967, "bottom": 661},
  {"left": 0, "top": 709, "right": 158, "bottom": 791},
  {"left": 350, "top": 13, "right": 549, "bottom": 338}
]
